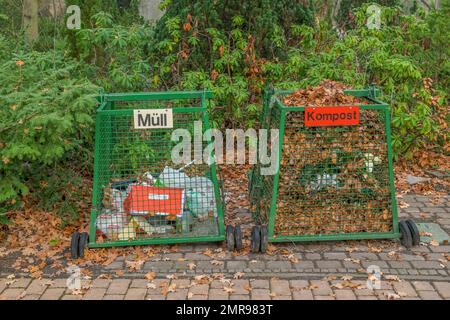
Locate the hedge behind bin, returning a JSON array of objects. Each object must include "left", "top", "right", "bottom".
[{"left": 89, "top": 90, "right": 226, "bottom": 248}]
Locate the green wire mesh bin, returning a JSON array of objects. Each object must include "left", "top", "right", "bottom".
[
  {"left": 249, "top": 86, "right": 402, "bottom": 246},
  {"left": 85, "top": 90, "right": 226, "bottom": 249}
]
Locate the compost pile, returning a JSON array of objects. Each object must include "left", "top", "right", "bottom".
[
  {"left": 271, "top": 80, "right": 392, "bottom": 236},
  {"left": 283, "top": 80, "right": 364, "bottom": 107}
]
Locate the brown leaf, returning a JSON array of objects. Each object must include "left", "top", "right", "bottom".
[{"left": 145, "top": 272, "right": 156, "bottom": 281}]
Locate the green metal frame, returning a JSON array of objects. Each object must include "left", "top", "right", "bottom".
[
  {"left": 88, "top": 90, "right": 226, "bottom": 248},
  {"left": 253, "top": 86, "right": 400, "bottom": 243}
]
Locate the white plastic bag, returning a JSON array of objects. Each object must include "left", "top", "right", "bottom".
[{"left": 159, "top": 166, "right": 190, "bottom": 188}]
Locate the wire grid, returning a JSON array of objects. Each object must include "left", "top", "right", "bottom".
[
  {"left": 273, "top": 107, "right": 393, "bottom": 237},
  {"left": 253, "top": 105, "right": 281, "bottom": 224},
  {"left": 93, "top": 99, "right": 221, "bottom": 243}
]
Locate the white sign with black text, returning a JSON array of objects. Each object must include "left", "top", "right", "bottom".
[{"left": 134, "top": 109, "right": 173, "bottom": 129}]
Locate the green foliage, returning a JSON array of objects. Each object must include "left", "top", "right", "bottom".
[
  {"left": 149, "top": 0, "right": 315, "bottom": 128},
  {"left": 264, "top": 4, "right": 449, "bottom": 159},
  {"left": 31, "top": 166, "right": 91, "bottom": 225},
  {"left": 0, "top": 50, "right": 98, "bottom": 207},
  {"left": 73, "top": 11, "right": 153, "bottom": 91},
  {"left": 0, "top": 1, "right": 448, "bottom": 226}
]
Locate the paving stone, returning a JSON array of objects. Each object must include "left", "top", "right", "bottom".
[
  {"left": 170, "top": 279, "right": 190, "bottom": 288},
  {"left": 388, "top": 261, "right": 412, "bottom": 269},
  {"left": 184, "top": 253, "right": 210, "bottom": 260},
  {"left": 163, "top": 253, "right": 184, "bottom": 260},
  {"left": 124, "top": 288, "right": 147, "bottom": 300},
  {"left": 26, "top": 279, "right": 48, "bottom": 295},
  {"left": 411, "top": 246, "right": 431, "bottom": 253},
  {"left": 292, "top": 290, "right": 313, "bottom": 300},
  {"left": 250, "top": 280, "right": 269, "bottom": 289},
  {"left": 429, "top": 245, "right": 450, "bottom": 253},
  {"left": 103, "top": 294, "right": 124, "bottom": 300},
  {"left": 357, "top": 296, "right": 378, "bottom": 300},
  {"left": 392, "top": 282, "right": 417, "bottom": 297},
  {"left": 251, "top": 289, "right": 271, "bottom": 300},
  {"left": 324, "top": 253, "right": 347, "bottom": 260},
  {"left": 304, "top": 253, "right": 321, "bottom": 260},
  {"left": 188, "top": 295, "right": 208, "bottom": 300},
  {"left": 83, "top": 288, "right": 107, "bottom": 300},
  {"left": 0, "top": 279, "right": 6, "bottom": 294},
  {"left": 316, "top": 260, "right": 342, "bottom": 269},
  {"left": 105, "top": 261, "right": 124, "bottom": 270},
  {"left": 209, "top": 288, "right": 229, "bottom": 300},
  {"left": 343, "top": 261, "right": 361, "bottom": 269},
  {"left": 230, "top": 294, "right": 250, "bottom": 300},
  {"left": 270, "top": 279, "right": 290, "bottom": 295},
  {"left": 433, "top": 282, "right": 450, "bottom": 298},
  {"left": 0, "top": 288, "right": 24, "bottom": 300},
  {"left": 143, "top": 261, "right": 174, "bottom": 270},
  {"left": 310, "top": 280, "right": 332, "bottom": 296},
  {"left": 226, "top": 261, "right": 247, "bottom": 271},
  {"left": 407, "top": 269, "right": 419, "bottom": 275},
  {"left": 412, "top": 281, "right": 434, "bottom": 291},
  {"left": 189, "top": 283, "right": 209, "bottom": 295},
  {"left": 231, "top": 280, "right": 250, "bottom": 294},
  {"left": 266, "top": 261, "right": 292, "bottom": 271},
  {"left": 92, "top": 279, "right": 112, "bottom": 288},
  {"left": 294, "top": 261, "right": 315, "bottom": 269},
  {"left": 272, "top": 295, "right": 291, "bottom": 300},
  {"left": 289, "top": 280, "right": 309, "bottom": 290},
  {"left": 197, "top": 260, "right": 223, "bottom": 270},
  {"left": 21, "top": 295, "right": 40, "bottom": 300},
  {"left": 361, "top": 261, "right": 389, "bottom": 269},
  {"left": 174, "top": 261, "right": 191, "bottom": 270},
  {"left": 146, "top": 294, "right": 166, "bottom": 300},
  {"left": 334, "top": 290, "right": 357, "bottom": 300},
  {"left": 106, "top": 279, "right": 131, "bottom": 295},
  {"left": 401, "top": 254, "right": 426, "bottom": 261},
  {"left": 350, "top": 252, "right": 378, "bottom": 260},
  {"left": 418, "top": 291, "right": 442, "bottom": 300},
  {"left": 354, "top": 288, "right": 376, "bottom": 296},
  {"left": 210, "top": 280, "right": 224, "bottom": 289},
  {"left": 40, "top": 288, "right": 65, "bottom": 300},
  {"left": 61, "top": 295, "right": 82, "bottom": 300},
  {"left": 314, "top": 295, "right": 335, "bottom": 300},
  {"left": 130, "top": 279, "right": 148, "bottom": 288},
  {"left": 247, "top": 261, "right": 266, "bottom": 270},
  {"left": 8, "top": 278, "right": 31, "bottom": 288},
  {"left": 49, "top": 279, "right": 68, "bottom": 288},
  {"left": 411, "top": 261, "right": 443, "bottom": 269}
]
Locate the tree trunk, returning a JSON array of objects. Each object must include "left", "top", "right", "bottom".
[{"left": 23, "top": 0, "right": 39, "bottom": 44}]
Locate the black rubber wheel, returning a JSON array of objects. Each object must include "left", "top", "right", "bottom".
[
  {"left": 78, "top": 232, "right": 89, "bottom": 258},
  {"left": 234, "top": 225, "right": 243, "bottom": 251},
  {"left": 226, "top": 225, "right": 235, "bottom": 251},
  {"left": 251, "top": 226, "right": 261, "bottom": 253},
  {"left": 399, "top": 221, "right": 413, "bottom": 248},
  {"left": 70, "top": 232, "right": 80, "bottom": 259},
  {"left": 260, "top": 225, "right": 268, "bottom": 253},
  {"left": 405, "top": 219, "right": 420, "bottom": 246}
]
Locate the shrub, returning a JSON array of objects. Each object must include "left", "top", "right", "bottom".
[{"left": 0, "top": 50, "right": 98, "bottom": 221}]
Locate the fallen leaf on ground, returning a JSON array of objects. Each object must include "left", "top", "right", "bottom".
[
  {"left": 223, "top": 286, "right": 234, "bottom": 294},
  {"left": 145, "top": 272, "right": 156, "bottom": 281},
  {"left": 430, "top": 240, "right": 439, "bottom": 246},
  {"left": 385, "top": 292, "right": 401, "bottom": 300},
  {"left": 187, "top": 263, "right": 196, "bottom": 270},
  {"left": 384, "top": 275, "right": 401, "bottom": 282}
]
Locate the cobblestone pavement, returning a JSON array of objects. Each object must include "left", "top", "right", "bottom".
[{"left": 0, "top": 194, "right": 449, "bottom": 300}]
